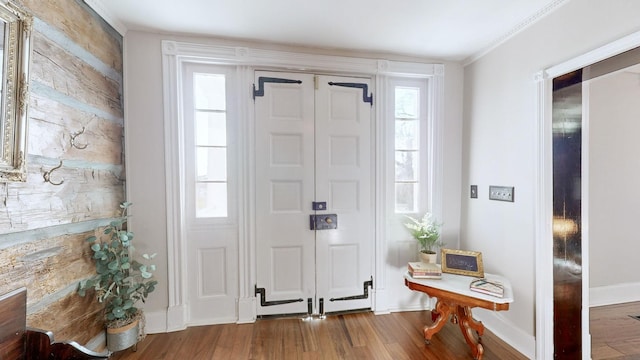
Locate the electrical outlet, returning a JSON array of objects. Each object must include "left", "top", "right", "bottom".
[
  {"left": 489, "top": 186, "right": 514, "bottom": 202},
  {"left": 470, "top": 185, "right": 478, "bottom": 198}
]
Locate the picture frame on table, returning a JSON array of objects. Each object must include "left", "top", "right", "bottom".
[{"left": 441, "top": 248, "right": 484, "bottom": 278}]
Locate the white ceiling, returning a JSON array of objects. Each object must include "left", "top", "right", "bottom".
[{"left": 87, "top": 0, "right": 565, "bottom": 62}]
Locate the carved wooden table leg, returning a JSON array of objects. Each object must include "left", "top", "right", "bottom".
[
  {"left": 423, "top": 300, "right": 453, "bottom": 344},
  {"left": 456, "top": 305, "right": 485, "bottom": 360}
]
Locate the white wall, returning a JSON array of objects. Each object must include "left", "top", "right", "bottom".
[
  {"left": 123, "top": 31, "right": 464, "bottom": 319},
  {"left": 463, "top": 0, "right": 640, "bottom": 353},
  {"left": 589, "top": 71, "right": 640, "bottom": 288}
]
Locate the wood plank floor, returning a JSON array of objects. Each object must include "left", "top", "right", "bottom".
[
  {"left": 591, "top": 302, "right": 640, "bottom": 359},
  {"left": 111, "top": 311, "right": 527, "bottom": 359}
]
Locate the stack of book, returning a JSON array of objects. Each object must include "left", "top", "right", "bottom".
[
  {"left": 408, "top": 262, "right": 442, "bottom": 279},
  {"left": 469, "top": 278, "right": 504, "bottom": 297}
]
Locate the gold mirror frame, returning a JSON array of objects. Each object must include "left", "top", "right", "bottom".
[{"left": 0, "top": 1, "right": 31, "bottom": 182}]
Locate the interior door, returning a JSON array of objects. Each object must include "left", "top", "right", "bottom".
[{"left": 254, "top": 71, "right": 373, "bottom": 316}]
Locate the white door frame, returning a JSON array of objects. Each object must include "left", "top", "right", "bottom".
[
  {"left": 534, "top": 29, "right": 640, "bottom": 359},
  {"left": 161, "top": 40, "right": 444, "bottom": 328}
]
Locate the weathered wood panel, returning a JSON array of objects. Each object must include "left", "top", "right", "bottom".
[
  {"left": 0, "top": 0, "right": 124, "bottom": 348},
  {"left": 31, "top": 32, "right": 122, "bottom": 119},
  {"left": 0, "top": 165, "right": 124, "bottom": 234},
  {"left": 0, "top": 231, "right": 106, "bottom": 344},
  {"left": 18, "top": 0, "right": 122, "bottom": 73},
  {"left": 28, "top": 93, "right": 123, "bottom": 164},
  {"left": 28, "top": 291, "right": 105, "bottom": 346},
  {"left": 0, "top": 232, "right": 94, "bottom": 303}
]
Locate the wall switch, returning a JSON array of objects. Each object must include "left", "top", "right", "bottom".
[
  {"left": 470, "top": 185, "right": 478, "bottom": 198},
  {"left": 489, "top": 186, "right": 514, "bottom": 202}
]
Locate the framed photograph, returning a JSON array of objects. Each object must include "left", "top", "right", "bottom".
[{"left": 441, "top": 249, "right": 484, "bottom": 278}]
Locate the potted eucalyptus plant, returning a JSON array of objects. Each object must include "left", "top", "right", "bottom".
[
  {"left": 404, "top": 213, "right": 444, "bottom": 263},
  {"left": 78, "top": 202, "right": 157, "bottom": 352}
]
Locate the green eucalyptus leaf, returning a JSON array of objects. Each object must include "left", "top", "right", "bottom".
[
  {"left": 123, "top": 300, "right": 133, "bottom": 310},
  {"left": 86, "top": 236, "right": 97, "bottom": 243},
  {"left": 112, "top": 307, "right": 125, "bottom": 319}
]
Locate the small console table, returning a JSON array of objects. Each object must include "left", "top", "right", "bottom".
[{"left": 404, "top": 272, "right": 513, "bottom": 360}]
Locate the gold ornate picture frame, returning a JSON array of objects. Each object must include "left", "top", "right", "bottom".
[
  {"left": 441, "top": 248, "right": 484, "bottom": 278},
  {"left": 0, "top": 1, "right": 32, "bottom": 182}
]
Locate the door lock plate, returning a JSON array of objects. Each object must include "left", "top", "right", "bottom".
[
  {"left": 312, "top": 201, "right": 327, "bottom": 210},
  {"left": 310, "top": 214, "right": 337, "bottom": 230}
]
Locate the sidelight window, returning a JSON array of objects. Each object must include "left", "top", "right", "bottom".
[
  {"left": 191, "top": 71, "right": 230, "bottom": 218},
  {"left": 391, "top": 79, "right": 428, "bottom": 214}
]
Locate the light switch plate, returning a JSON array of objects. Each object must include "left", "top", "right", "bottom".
[
  {"left": 470, "top": 185, "right": 478, "bottom": 199},
  {"left": 489, "top": 186, "right": 514, "bottom": 202}
]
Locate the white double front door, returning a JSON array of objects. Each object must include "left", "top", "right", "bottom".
[{"left": 254, "top": 71, "right": 374, "bottom": 316}]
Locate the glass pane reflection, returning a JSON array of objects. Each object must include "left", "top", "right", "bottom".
[{"left": 196, "top": 183, "right": 227, "bottom": 218}]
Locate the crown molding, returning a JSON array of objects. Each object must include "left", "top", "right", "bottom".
[{"left": 463, "top": 0, "right": 570, "bottom": 66}]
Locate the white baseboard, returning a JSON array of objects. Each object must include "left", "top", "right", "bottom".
[
  {"left": 144, "top": 309, "right": 168, "bottom": 334},
  {"left": 237, "top": 297, "right": 257, "bottom": 324},
  {"left": 590, "top": 282, "right": 640, "bottom": 307},
  {"left": 145, "top": 304, "right": 188, "bottom": 334},
  {"left": 166, "top": 304, "right": 187, "bottom": 332},
  {"left": 474, "top": 310, "right": 535, "bottom": 359}
]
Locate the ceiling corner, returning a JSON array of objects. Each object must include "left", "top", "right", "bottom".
[
  {"left": 85, "top": 0, "right": 128, "bottom": 36},
  {"left": 462, "top": 0, "right": 571, "bottom": 67}
]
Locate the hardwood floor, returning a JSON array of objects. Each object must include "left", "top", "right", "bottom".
[
  {"left": 110, "top": 311, "right": 527, "bottom": 359},
  {"left": 591, "top": 302, "right": 640, "bottom": 359}
]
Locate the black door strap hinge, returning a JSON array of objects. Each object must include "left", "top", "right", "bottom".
[
  {"left": 253, "top": 77, "right": 303, "bottom": 99},
  {"left": 328, "top": 82, "right": 373, "bottom": 106}
]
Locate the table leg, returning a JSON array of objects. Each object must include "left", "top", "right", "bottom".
[
  {"left": 456, "top": 305, "right": 485, "bottom": 360},
  {"left": 423, "top": 300, "right": 452, "bottom": 344}
]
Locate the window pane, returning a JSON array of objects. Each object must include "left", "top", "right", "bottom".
[
  {"left": 194, "top": 73, "right": 226, "bottom": 110},
  {"left": 196, "top": 182, "right": 227, "bottom": 218},
  {"left": 196, "top": 111, "right": 226, "bottom": 146},
  {"left": 395, "top": 119, "right": 418, "bottom": 150},
  {"left": 395, "top": 183, "right": 418, "bottom": 213},
  {"left": 395, "top": 87, "right": 419, "bottom": 119},
  {"left": 196, "top": 147, "right": 227, "bottom": 181},
  {"left": 395, "top": 150, "right": 418, "bottom": 181}
]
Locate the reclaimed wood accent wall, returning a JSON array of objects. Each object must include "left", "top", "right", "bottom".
[{"left": 0, "top": 0, "right": 123, "bottom": 350}]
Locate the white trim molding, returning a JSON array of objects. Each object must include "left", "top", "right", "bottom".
[
  {"left": 161, "top": 41, "right": 439, "bottom": 77},
  {"left": 590, "top": 282, "right": 640, "bottom": 307},
  {"left": 534, "top": 70, "right": 554, "bottom": 360},
  {"left": 161, "top": 39, "right": 189, "bottom": 332}
]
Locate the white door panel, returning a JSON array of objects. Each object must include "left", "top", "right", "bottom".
[
  {"left": 316, "top": 76, "right": 372, "bottom": 313},
  {"left": 187, "top": 226, "right": 238, "bottom": 324},
  {"left": 255, "top": 72, "right": 315, "bottom": 315},
  {"left": 255, "top": 71, "right": 373, "bottom": 316}
]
